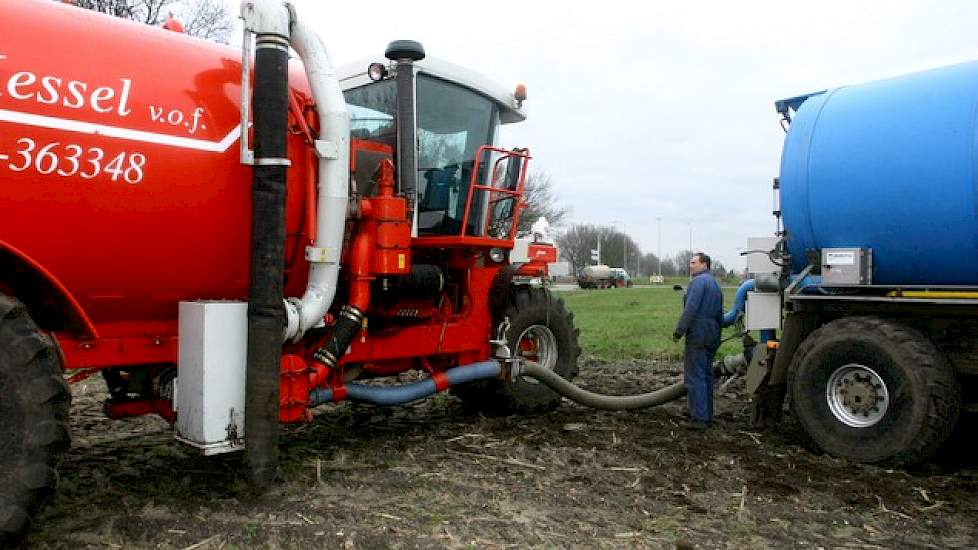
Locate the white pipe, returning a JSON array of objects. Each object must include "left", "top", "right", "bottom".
[{"left": 282, "top": 4, "right": 350, "bottom": 341}]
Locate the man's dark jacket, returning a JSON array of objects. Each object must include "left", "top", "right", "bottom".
[{"left": 674, "top": 271, "right": 723, "bottom": 348}]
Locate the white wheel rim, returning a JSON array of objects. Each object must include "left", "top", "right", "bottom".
[
  {"left": 826, "top": 364, "right": 890, "bottom": 428},
  {"left": 516, "top": 324, "right": 558, "bottom": 384}
]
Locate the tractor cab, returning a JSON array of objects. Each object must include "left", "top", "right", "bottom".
[{"left": 338, "top": 42, "right": 529, "bottom": 246}]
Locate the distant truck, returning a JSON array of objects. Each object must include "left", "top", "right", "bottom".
[
  {"left": 578, "top": 265, "right": 631, "bottom": 288},
  {"left": 577, "top": 265, "right": 612, "bottom": 288},
  {"left": 610, "top": 268, "right": 633, "bottom": 288}
]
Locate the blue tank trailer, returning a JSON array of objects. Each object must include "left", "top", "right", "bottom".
[{"left": 724, "top": 60, "right": 978, "bottom": 466}]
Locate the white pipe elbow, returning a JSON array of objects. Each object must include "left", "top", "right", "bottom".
[{"left": 280, "top": 5, "right": 351, "bottom": 342}]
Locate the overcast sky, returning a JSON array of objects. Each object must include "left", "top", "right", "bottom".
[{"left": 253, "top": 1, "right": 978, "bottom": 271}]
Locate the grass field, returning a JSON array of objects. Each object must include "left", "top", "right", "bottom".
[{"left": 559, "top": 285, "right": 741, "bottom": 362}]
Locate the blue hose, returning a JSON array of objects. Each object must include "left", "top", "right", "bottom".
[
  {"left": 722, "top": 279, "right": 755, "bottom": 327},
  {"left": 723, "top": 279, "right": 779, "bottom": 343},
  {"left": 309, "top": 360, "right": 501, "bottom": 407},
  {"left": 724, "top": 275, "right": 821, "bottom": 331},
  {"left": 793, "top": 275, "right": 823, "bottom": 293}
]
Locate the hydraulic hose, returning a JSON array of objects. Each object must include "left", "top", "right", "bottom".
[
  {"left": 309, "top": 360, "right": 696, "bottom": 411},
  {"left": 518, "top": 362, "right": 686, "bottom": 410},
  {"left": 793, "top": 274, "right": 823, "bottom": 293},
  {"left": 312, "top": 306, "right": 363, "bottom": 369},
  {"left": 722, "top": 279, "right": 755, "bottom": 327},
  {"left": 310, "top": 230, "right": 371, "bottom": 369},
  {"left": 309, "top": 360, "right": 500, "bottom": 406}
]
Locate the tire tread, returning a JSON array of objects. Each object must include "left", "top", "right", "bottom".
[
  {"left": 0, "top": 295, "right": 71, "bottom": 544},
  {"left": 787, "top": 316, "right": 959, "bottom": 467}
]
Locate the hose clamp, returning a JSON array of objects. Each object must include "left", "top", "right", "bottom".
[
  {"left": 254, "top": 157, "right": 292, "bottom": 166},
  {"left": 340, "top": 305, "right": 364, "bottom": 324},
  {"left": 312, "top": 348, "right": 337, "bottom": 368},
  {"left": 507, "top": 358, "right": 526, "bottom": 381},
  {"left": 283, "top": 299, "right": 300, "bottom": 341},
  {"left": 255, "top": 34, "right": 290, "bottom": 51}
]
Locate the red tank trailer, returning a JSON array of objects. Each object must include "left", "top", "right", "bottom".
[{"left": 0, "top": 0, "right": 580, "bottom": 541}]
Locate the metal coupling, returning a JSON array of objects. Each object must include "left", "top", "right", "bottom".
[
  {"left": 340, "top": 305, "right": 364, "bottom": 325},
  {"left": 312, "top": 348, "right": 338, "bottom": 368}
]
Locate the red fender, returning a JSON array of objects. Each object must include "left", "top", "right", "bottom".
[{"left": 0, "top": 238, "right": 98, "bottom": 338}]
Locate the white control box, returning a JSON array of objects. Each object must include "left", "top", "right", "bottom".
[
  {"left": 175, "top": 301, "right": 248, "bottom": 455},
  {"left": 511, "top": 238, "right": 531, "bottom": 263},
  {"left": 745, "top": 292, "right": 782, "bottom": 331}
]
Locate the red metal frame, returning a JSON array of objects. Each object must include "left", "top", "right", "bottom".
[{"left": 457, "top": 146, "right": 531, "bottom": 241}]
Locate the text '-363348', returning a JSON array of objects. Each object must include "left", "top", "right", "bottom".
[
  {"left": 0, "top": 51, "right": 240, "bottom": 186},
  {"left": 2, "top": 138, "right": 146, "bottom": 184}
]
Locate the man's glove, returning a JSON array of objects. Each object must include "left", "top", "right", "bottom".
[{"left": 672, "top": 332, "right": 682, "bottom": 343}]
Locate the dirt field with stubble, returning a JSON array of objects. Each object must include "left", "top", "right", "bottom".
[{"left": 25, "top": 360, "right": 978, "bottom": 549}]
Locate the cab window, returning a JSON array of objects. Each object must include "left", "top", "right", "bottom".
[
  {"left": 415, "top": 75, "right": 499, "bottom": 235},
  {"left": 344, "top": 79, "right": 396, "bottom": 143}
]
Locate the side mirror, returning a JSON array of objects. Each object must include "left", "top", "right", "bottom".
[{"left": 672, "top": 284, "right": 684, "bottom": 291}]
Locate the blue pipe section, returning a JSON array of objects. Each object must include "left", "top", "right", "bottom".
[
  {"left": 793, "top": 275, "right": 823, "bottom": 293},
  {"left": 722, "top": 279, "right": 755, "bottom": 327},
  {"left": 722, "top": 276, "right": 822, "bottom": 331},
  {"left": 309, "top": 360, "right": 501, "bottom": 407},
  {"left": 444, "top": 360, "right": 502, "bottom": 385}
]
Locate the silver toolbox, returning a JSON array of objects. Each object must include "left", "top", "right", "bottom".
[{"left": 821, "top": 248, "right": 872, "bottom": 285}]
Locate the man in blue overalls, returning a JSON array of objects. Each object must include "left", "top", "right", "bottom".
[{"left": 672, "top": 253, "right": 723, "bottom": 429}]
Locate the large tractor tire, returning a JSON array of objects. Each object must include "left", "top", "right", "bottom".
[
  {"left": 787, "top": 316, "right": 959, "bottom": 467},
  {"left": 454, "top": 287, "right": 580, "bottom": 415},
  {"left": 0, "top": 296, "right": 71, "bottom": 545}
]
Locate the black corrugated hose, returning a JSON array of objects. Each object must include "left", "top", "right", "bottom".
[
  {"left": 520, "top": 362, "right": 686, "bottom": 410},
  {"left": 245, "top": 33, "right": 290, "bottom": 488}
]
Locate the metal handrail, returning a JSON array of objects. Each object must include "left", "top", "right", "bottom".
[{"left": 457, "top": 146, "right": 531, "bottom": 239}]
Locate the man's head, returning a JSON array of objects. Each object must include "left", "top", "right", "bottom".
[{"left": 689, "top": 252, "right": 711, "bottom": 275}]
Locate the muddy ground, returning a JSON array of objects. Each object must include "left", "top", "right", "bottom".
[{"left": 26, "top": 362, "right": 978, "bottom": 549}]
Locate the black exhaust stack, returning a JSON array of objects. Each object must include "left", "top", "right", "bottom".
[
  {"left": 385, "top": 40, "right": 425, "bottom": 230},
  {"left": 245, "top": 32, "right": 290, "bottom": 488}
]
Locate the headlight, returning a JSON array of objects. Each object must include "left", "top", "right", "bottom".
[
  {"left": 367, "top": 62, "right": 388, "bottom": 81},
  {"left": 489, "top": 248, "right": 507, "bottom": 263}
]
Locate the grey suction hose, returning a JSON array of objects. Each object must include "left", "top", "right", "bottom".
[{"left": 518, "top": 362, "right": 686, "bottom": 410}]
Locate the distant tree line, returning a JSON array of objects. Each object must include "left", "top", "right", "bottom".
[{"left": 557, "top": 223, "right": 735, "bottom": 280}]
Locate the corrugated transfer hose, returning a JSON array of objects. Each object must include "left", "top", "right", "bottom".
[{"left": 519, "top": 362, "right": 686, "bottom": 410}]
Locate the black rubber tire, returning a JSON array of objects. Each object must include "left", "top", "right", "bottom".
[
  {"left": 787, "top": 316, "right": 959, "bottom": 467},
  {"left": 453, "top": 287, "right": 580, "bottom": 415},
  {"left": 0, "top": 296, "right": 71, "bottom": 545}
]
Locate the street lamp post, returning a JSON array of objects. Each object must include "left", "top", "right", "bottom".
[
  {"left": 622, "top": 223, "right": 627, "bottom": 274},
  {"left": 656, "top": 217, "right": 662, "bottom": 277}
]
